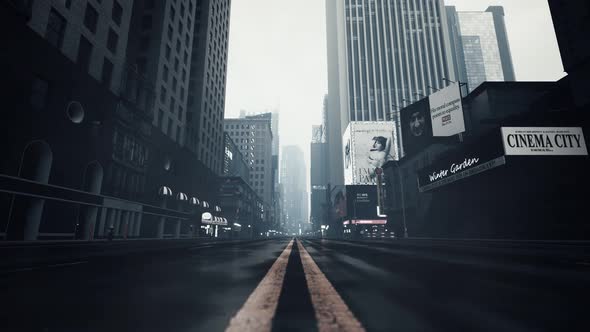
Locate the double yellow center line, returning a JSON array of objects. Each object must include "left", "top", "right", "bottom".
[{"left": 225, "top": 239, "right": 365, "bottom": 332}]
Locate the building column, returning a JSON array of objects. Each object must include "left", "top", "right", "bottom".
[
  {"left": 174, "top": 218, "right": 181, "bottom": 239},
  {"left": 128, "top": 212, "right": 136, "bottom": 238},
  {"left": 22, "top": 199, "right": 45, "bottom": 241},
  {"left": 121, "top": 211, "right": 130, "bottom": 239},
  {"left": 97, "top": 207, "right": 108, "bottom": 237},
  {"left": 80, "top": 205, "right": 99, "bottom": 240},
  {"left": 156, "top": 216, "right": 165, "bottom": 239},
  {"left": 114, "top": 210, "right": 122, "bottom": 236},
  {"left": 133, "top": 213, "right": 143, "bottom": 237}
]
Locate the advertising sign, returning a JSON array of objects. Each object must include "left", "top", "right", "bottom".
[
  {"left": 329, "top": 185, "right": 347, "bottom": 224},
  {"left": 417, "top": 143, "right": 506, "bottom": 192},
  {"left": 429, "top": 83, "right": 465, "bottom": 137},
  {"left": 342, "top": 122, "right": 397, "bottom": 185},
  {"left": 345, "top": 185, "right": 386, "bottom": 224},
  {"left": 501, "top": 127, "right": 588, "bottom": 156},
  {"left": 400, "top": 98, "right": 433, "bottom": 157}
]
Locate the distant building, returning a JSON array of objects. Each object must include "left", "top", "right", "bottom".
[
  {"left": 218, "top": 176, "right": 264, "bottom": 238},
  {"left": 326, "top": 0, "right": 457, "bottom": 168},
  {"left": 310, "top": 125, "right": 328, "bottom": 232},
  {"left": 224, "top": 113, "right": 274, "bottom": 220},
  {"left": 222, "top": 132, "right": 250, "bottom": 182},
  {"left": 446, "top": 6, "right": 516, "bottom": 92},
  {"left": 281, "top": 145, "right": 308, "bottom": 233}
]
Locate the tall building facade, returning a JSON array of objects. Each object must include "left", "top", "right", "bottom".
[
  {"left": 186, "top": 0, "right": 232, "bottom": 174},
  {"left": 127, "top": 0, "right": 196, "bottom": 144},
  {"left": 310, "top": 125, "right": 328, "bottom": 232},
  {"left": 27, "top": 0, "right": 134, "bottom": 95},
  {"left": 280, "top": 145, "right": 308, "bottom": 233},
  {"left": 326, "top": 0, "right": 456, "bottom": 160},
  {"left": 446, "top": 6, "right": 515, "bottom": 92},
  {"left": 224, "top": 114, "right": 273, "bottom": 208}
]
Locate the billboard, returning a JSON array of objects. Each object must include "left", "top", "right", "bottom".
[
  {"left": 344, "top": 185, "right": 386, "bottom": 224},
  {"left": 417, "top": 139, "right": 506, "bottom": 192},
  {"left": 400, "top": 98, "right": 433, "bottom": 157},
  {"left": 429, "top": 83, "right": 465, "bottom": 137},
  {"left": 501, "top": 127, "right": 588, "bottom": 156},
  {"left": 329, "top": 185, "right": 347, "bottom": 224},
  {"left": 343, "top": 122, "right": 397, "bottom": 185}
]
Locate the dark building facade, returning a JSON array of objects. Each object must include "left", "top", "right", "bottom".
[
  {"left": 382, "top": 81, "right": 589, "bottom": 240},
  {"left": 310, "top": 125, "right": 328, "bottom": 233},
  {"left": 185, "top": 0, "right": 232, "bottom": 175},
  {"left": 547, "top": 0, "right": 590, "bottom": 109},
  {"left": 217, "top": 177, "right": 264, "bottom": 238},
  {"left": 0, "top": 1, "right": 223, "bottom": 242}
]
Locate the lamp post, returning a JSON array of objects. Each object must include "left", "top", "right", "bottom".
[{"left": 393, "top": 160, "right": 408, "bottom": 238}]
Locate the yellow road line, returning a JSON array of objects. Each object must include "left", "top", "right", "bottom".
[
  {"left": 225, "top": 239, "right": 294, "bottom": 332},
  {"left": 297, "top": 239, "right": 366, "bottom": 332}
]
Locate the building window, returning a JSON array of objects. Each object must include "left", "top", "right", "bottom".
[
  {"left": 64, "top": 0, "right": 72, "bottom": 9},
  {"left": 102, "top": 58, "right": 114, "bottom": 87},
  {"left": 84, "top": 3, "right": 99, "bottom": 33},
  {"left": 46, "top": 9, "right": 66, "bottom": 50},
  {"left": 163, "top": 65, "right": 169, "bottom": 82},
  {"left": 168, "top": 24, "right": 173, "bottom": 41},
  {"left": 112, "top": 1, "right": 123, "bottom": 26},
  {"left": 165, "top": 45, "right": 171, "bottom": 61},
  {"left": 169, "top": 5, "right": 176, "bottom": 21},
  {"left": 77, "top": 36, "right": 93, "bottom": 72},
  {"left": 160, "top": 86, "right": 167, "bottom": 103},
  {"left": 107, "top": 29, "right": 118, "bottom": 53},
  {"left": 157, "top": 108, "right": 164, "bottom": 125}
]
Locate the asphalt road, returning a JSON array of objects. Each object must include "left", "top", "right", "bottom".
[
  {"left": 0, "top": 239, "right": 290, "bottom": 332},
  {"left": 302, "top": 238, "right": 590, "bottom": 332},
  {"left": 1, "top": 238, "right": 589, "bottom": 331}
]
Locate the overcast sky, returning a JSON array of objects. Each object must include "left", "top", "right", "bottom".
[{"left": 224, "top": 0, "right": 565, "bottom": 186}]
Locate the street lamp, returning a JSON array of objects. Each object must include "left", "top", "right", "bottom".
[{"left": 393, "top": 160, "right": 408, "bottom": 238}]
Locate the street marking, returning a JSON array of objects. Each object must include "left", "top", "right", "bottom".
[
  {"left": 46, "top": 261, "right": 88, "bottom": 268},
  {"left": 188, "top": 245, "right": 214, "bottom": 250},
  {"left": 0, "top": 261, "right": 88, "bottom": 275},
  {"left": 297, "top": 239, "right": 366, "bottom": 332},
  {"left": 225, "top": 239, "right": 294, "bottom": 332}
]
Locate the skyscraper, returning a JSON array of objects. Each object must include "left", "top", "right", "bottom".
[
  {"left": 326, "top": 0, "right": 456, "bottom": 160},
  {"left": 224, "top": 113, "right": 273, "bottom": 209},
  {"left": 446, "top": 6, "right": 515, "bottom": 92},
  {"left": 280, "top": 145, "right": 308, "bottom": 233},
  {"left": 185, "top": 0, "right": 232, "bottom": 174},
  {"left": 127, "top": 0, "right": 196, "bottom": 144}
]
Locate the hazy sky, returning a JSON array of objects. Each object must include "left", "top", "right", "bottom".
[{"left": 225, "top": 0, "right": 565, "bottom": 181}]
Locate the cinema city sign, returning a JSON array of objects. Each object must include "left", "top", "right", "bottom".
[{"left": 501, "top": 127, "right": 588, "bottom": 156}]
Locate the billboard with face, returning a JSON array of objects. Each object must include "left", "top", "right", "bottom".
[
  {"left": 401, "top": 98, "right": 433, "bottom": 157},
  {"left": 343, "top": 122, "right": 397, "bottom": 185}
]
